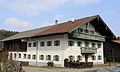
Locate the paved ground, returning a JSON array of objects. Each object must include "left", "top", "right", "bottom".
[
  {"left": 23, "top": 66, "right": 99, "bottom": 72},
  {"left": 23, "top": 66, "right": 120, "bottom": 72}
]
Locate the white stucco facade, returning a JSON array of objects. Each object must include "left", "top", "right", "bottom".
[{"left": 9, "top": 34, "right": 104, "bottom": 67}]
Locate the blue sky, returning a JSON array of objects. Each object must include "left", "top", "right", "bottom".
[{"left": 0, "top": 0, "right": 120, "bottom": 36}]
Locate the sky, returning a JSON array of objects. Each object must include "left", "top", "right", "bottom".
[{"left": 0, "top": 0, "right": 120, "bottom": 36}]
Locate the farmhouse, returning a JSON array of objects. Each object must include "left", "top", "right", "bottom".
[{"left": 1, "top": 15, "right": 115, "bottom": 67}]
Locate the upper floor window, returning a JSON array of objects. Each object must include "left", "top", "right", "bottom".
[
  {"left": 85, "top": 29, "right": 89, "bottom": 33},
  {"left": 40, "top": 42, "right": 45, "bottom": 46},
  {"left": 90, "top": 30, "right": 94, "bottom": 34},
  {"left": 28, "top": 43, "right": 31, "bottom": 47},
  {"left": 92, "top": 43, "right": 95, "bottom": 48},
  {"left": 47, "top": 41, "right": 52, "bottom": 46},
  {"left": 77, "top": 41, "right": 82, "bottom": 46},
  {"left": 33, "top": 42, "right": 37, "bottom": 47},
  {"left": 68, "top": 41, "right": 74, "bottom": 46},
  {"left": 54, "top": 40, "right": 60, "bottom": 46},
  {"left": 98, "top": 44, "right": 101, "bottom": 48},
  {"left": 85, "top": 42, "right": 89, "bottom": 47},
  {"left": 78, "top": 28, "right": 83, "bottom": 33}
]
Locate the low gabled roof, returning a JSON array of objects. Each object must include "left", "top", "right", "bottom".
[{"left": 1, "top": 15, "right": 115, "bottom": 41}]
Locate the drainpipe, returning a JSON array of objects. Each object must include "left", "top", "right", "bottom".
[{"left": 36, "top": 41, "right": 38, "bottom": 66}]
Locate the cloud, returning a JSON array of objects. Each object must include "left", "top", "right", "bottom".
[
  {"left": 75, "top": 0, "right": 101, "bottom": 5},
  {"left": 4, "top": 17, "right": 33, "bottom": 31},
  {"left": 0, "top": 0, "right": 68, "bottom": 16}
]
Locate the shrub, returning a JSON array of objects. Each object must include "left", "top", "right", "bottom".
[{"left": 47, "top": 61, "right": 54, "bottom": 67}]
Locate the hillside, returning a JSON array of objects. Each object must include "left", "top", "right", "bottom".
[{"left": 0, "top": 29, "right": 18, "bottom": 40}]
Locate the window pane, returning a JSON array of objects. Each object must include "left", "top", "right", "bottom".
[
  {"left": 32, "top": 55, "right": 36, "bottom": 60},
  {"left": 85, "top": 42, "right": 89, "bottom": 47},
  {"left": 68, "top": 41, "right": 74, "bottom": 46},
  {"left": 14, "top": 53, "right": 16, "bottom": 58},
  {"left": 85, "top": 29, "right": 89, "bottom": 33},
  {"left": 77, "top": 55, "right": 82, "bottom": 61},
  {"left": 39, "top": 55, "right": 44, "bottom": 60},
  {"left": 18, "top": 54, "right": 21, "bottom": 58},
  {"left": 46, "top": 55, "right": 51, "bottom": 60},
  {"left": 28, "top": 43, "right": 31, "bottom": 47},
  {"left": 98, "top": 44, "right": 101, "bottom": 48},
  {"left": 53, "top": 55, "right": 59, "bottom": 61},
  {"left": 92, "top": 43, "right": 95, "bottom": 48},
  {"left": 47, "top": 41, "right": 52, "bottom": 46},
  {"left": 40, "top": 42, "right": 45, "bottom": 46},
  {"left": 90, "top": 30, "right": 94, "bottom": 34},
  {"left": 98, "top": 55, "right": 102, "bottom": 60},
  {"left": 92, "top": 55, "right": 96, "bottom": 60},
  {"left": 28, "top": 54, "right": 31, "bottom": 59},
  {"left": 24, "top": 54, "right": 26, "bottom": 59},
  {"left": 77, "top": 41, "right": 82, "bottom": 46},
  {"left": 54, "top": 40, "right": 60, "bottom": 46},
  {"left": 33, "top": 42, "right": 37, "bottom": 47}
]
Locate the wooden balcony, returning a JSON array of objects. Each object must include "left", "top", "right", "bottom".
[
  {"left": 70, "top": 33, "right": 105, "bottom": 41},
  {"left": 81, "top": 47, "right": 97, "bottom": 54}
]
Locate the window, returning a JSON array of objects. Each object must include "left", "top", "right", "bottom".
[
  {"left": 39, "top": 55, "right": 44, "bottom": 60},
  {"left": 24, "top": 54, "right": 26, "bottom": 59},
  {"left": 28, "top": 54, "right": 31, "bottom": 59},
  {"left": 90, "top": 30, "right": 94, "bottom": 34},
  {"left": 28, "top": 43, "right": 31, "bottom": 47},
  {"left": 47, "top": 41, "right": 52, "bottom": 46},
  {"left": 32, "top": 55, "right": 36, "bottom": 60},
  {"left": 77, "top": 55, "right": 82, "bottom": 61},
  {"left": 46, "top": 55, "right": 51, "bottom": 60},
  {"left": 77, "top": 41, "right": 82, "bottom": 46},
  {"left": 68, "top": 41, "right": 74, "bottom": 46},
  {"left": 92, "top": 55, "right": 96, "bottom": 60},
  {"left": 54, "top": 40, "right": 60, "bottom": 46},
  {"left": 18, "top": 54, "right": 21, "bottom": 58},
  {"left": 14, "top": 53, "right": 16, "bottom": 58},
  {"left": 78, "top": 28, "right": 83, "bottom": 33},
  {"left": 40, "top": 42, "right": 45, "bottom": 46},
  {"left": 85, "top": 42, "right": 89, "bottom": 47},
  {"left": 85, "top": 29, "right": 89, "bottom": 33},
  {"left": 98, "top": 55, "right": 102, "bottom": 60},
  {"left": 53, "top": 55, "right": 59, "bottom": 61},
  {"left": 33, "top": 42, "right": 37, "bottom": 47},
  {"left": 69, "top": 55, "right": 74, "bottom": 61},
  {"left": 98, "top": 44, "right": 101, "bottom": 48},
  {"left": 92, "top": 43, "right": 95, "bottom": 48}
]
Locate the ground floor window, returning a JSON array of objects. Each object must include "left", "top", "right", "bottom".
[
  {"left": 77, "top": 55, "right": 82, "bottom": 61},
  {"left": 39, "top": 55, "right": 44, "bottom": 60},
  {"left": 14, "top": 53, "right": 16, "bottom": 58},
  {"left": 28, "top": 54, "right": 31, "bottom": 59},
  {"left": 98, "top": 55, "right": 102, "bottom": 60},
  {"left": 32, "top": 55, "right": 36, "bottom": 60},
  {"left": 92, "top": 55, "right": 96, "bottom": 60},
  {"left": 46, "top": 55, "right": 51, "bottom": 60},
  {"left": 69, "top": 55, "right": 74, "bottom": 61},
  {"left": 18, "top": 54, "right": 21, "bottom": 58},
  {"left": 53, "top": 55, "right": 59, "bottom": 61}
]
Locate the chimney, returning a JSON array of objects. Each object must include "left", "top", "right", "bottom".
[{"left": 55, "top": 20, "right": 58, "bottom": 24}]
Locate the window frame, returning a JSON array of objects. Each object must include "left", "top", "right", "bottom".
[
  {"left": 68, "top": 41, "right": 74, "bottom": 46},
  {"left": 54, "top": 40, "right": 60, "bottom": 46},
  {"left": 47, "top": 41, "right": 52, "bottom": 46},
  {"left": 28, "top": 43, "right": 32, "bottom": 47},
  {"left": 53, "top": 55, "right": 59, "bottom": 61},
  {"left": 39, "top": 55, "right": 44, "bottom": 60},
  {"left": 40, "top": 41, "right": 45, "bottom": 46}
]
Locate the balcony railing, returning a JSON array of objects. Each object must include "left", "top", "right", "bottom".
[
  {"left": 81, "top": 47, "right": 97, "bottom": 54},
  {"left": 71, "top": 33, "right": 105, "bottom": 41}
]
